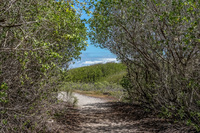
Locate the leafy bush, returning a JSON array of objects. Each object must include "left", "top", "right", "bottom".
[
  {"left": 89, "top": 0, "right": 200, "bottom": 131},
  {"left": 0, "top": 0, "right": 87, "bottom": 132}
]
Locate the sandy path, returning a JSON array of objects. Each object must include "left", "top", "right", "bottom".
[
  {"left": 58, "top": 92, "right": 146, "bottom": 132},
  {"left": 73, "top": 93, "right": 106, "bottom": 108},
  {"left": 57, "top": 92, "right": 193, "bottom": 133},
  {"left": 57, "top": 92, "right": 107, "bottom": 107}
]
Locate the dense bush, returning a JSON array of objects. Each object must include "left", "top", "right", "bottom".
[
  {"left": 89, "top": 0, "right": 200, "bottom": 130},
  {"left": 0, "top": 0, "right": 87, "bottom": 132}
]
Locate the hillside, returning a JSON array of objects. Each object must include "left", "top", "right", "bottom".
[{"left": 67, "top": 62, "right": 127, "bottom": 84}]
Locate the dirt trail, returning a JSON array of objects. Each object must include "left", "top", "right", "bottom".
[
  {"left": 57, "top": 92, "right": 194, "bottom": 133},
  {"left": 72, "top": 92, "right": 141, "bottom": 132}
]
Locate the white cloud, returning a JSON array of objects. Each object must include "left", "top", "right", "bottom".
[
  {"left": 103, "top": 58, "right": 117, "bottom": 62},
  {"left": 69, "top": 58, "right": 120, "bottom": 69},
  {"left": 82, "top": 58, "right": 118, "bottom": 66},
  {"left": 84, "top": 61, "right": 103, "bottom": 65}
]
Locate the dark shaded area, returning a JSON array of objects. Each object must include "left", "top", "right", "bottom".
[
  {"left": 51, "top": 102, "right": 196, "bottom": 133},
  {"left": 108, "top": 102, "right": 196, "bottom": 133},
  {"left": 48, "top": 102, "right": 83, "bottom": 132}
]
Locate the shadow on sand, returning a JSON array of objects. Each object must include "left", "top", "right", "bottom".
[{"left": 54, "top": 102, "right": 196, "bottom": 133}]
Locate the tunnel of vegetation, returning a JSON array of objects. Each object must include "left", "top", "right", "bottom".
[{"left": 0, "top": 0, "right": 200, "bottom": 132}]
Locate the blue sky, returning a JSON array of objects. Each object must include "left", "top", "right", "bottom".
[
  {"left": 69, "top": 44, "right": 117, "bottom": 68},
  {"left": 69, "top": 5, "right": 117, "bottom": 68}
]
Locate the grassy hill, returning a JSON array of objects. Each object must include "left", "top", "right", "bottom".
[
  {"left": 67, "top": 62, "right": 127, "bottom": 84},
  {"left": 61, "top": 62, "right": 127, "bottom": 101}
]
